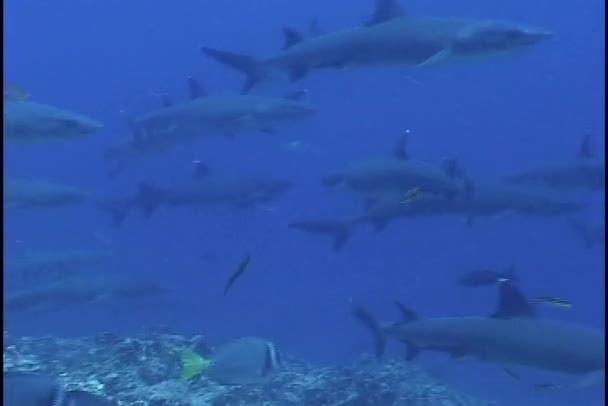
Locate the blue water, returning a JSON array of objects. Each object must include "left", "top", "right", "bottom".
[{"left": 4, "top": 0, "right": 605, "bottom": 405}]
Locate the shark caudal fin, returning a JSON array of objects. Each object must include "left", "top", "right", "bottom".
[
  {"left": 288, "top": 220, "right": 353, "bottom": 252},
  {"left": 201, "top": 47, "right": 267, "bottom": 94},
  {"left": 352, "top": 304, "right": 387, "bottom": 358}
]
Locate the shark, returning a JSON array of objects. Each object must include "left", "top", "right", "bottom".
[
  {"left": 353, "top": 280, "right": 605, "bottom": 378},
  {"left": 4, "top": 99, "right": 102, "bottom": 142},
  {"left": 4, "top": 273, "right": 169, "bottom": 313},
  {"left": 5, "top": 248, "right": 112, "bottom": 289},
  {"left": 321, "top": 132, "right": 468, "bottom": 205},
  {"left": 130, "top": 77, "right": 316, "bottom": 141},
  {"left": 4, "top": 178, "right": 93, "bottom": 209},
  {"left": 289, "top": 182, "right": 585, "bottom": 251},
  {"left": 201, "top": 0, "right": 551, "bottom": 93},
  {"left": 504, "top": 133, "right": 605, "bottom": 191},
  {"left": 110, "top": 162, "right": 293, "bottom": 225},
  {"left": 4, "top": 372, "right": 117, "bottom": 406}
]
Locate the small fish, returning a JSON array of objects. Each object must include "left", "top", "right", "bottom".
[
  {"left": 535, "top": 383, "right": 561, "bottom": 390},
  {"left": 458, "top": 265, "right": 517, "bottom": 287},
  {"left": 401, "top": 186, "right": 422, "bottom": 204},
  {"left": 224, "top": 254, "right": 251, "bottom": 295},
  {"left": 533, "top": 296, "right": 573, "bottom": 308}
]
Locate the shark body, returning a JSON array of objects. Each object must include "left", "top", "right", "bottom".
[
  {"left": 289, "top": 182, "right": 584, "bottom": 251},
  {"left": 322, "top": 134, "right": 467, "bottom": 203},
  {"left": 202, "top": 0, "right": 550, "bottom": 92},
  {"left": 4, "top": 273, "right": 168, "bottom": 313},
  {"left": 354, "top": 281, "right": 605, "bottom": 376},
  {"left": 4, "top": 178, "right": 92, "bottom": 209},
  {"left": 505, "top": 134, "right": 605, "bottom": 191},
  {"left": 110, "top": 163, "right": 293, "bottom": 225},
  {"left": 4, "top": 100, "right": 102, "bottom": 142},
  {"left": 131, "top": 78, "right": 316, "bottom": 140}
]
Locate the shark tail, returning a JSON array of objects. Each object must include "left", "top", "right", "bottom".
[
  {"left": 201, "top": 47, "right": 267, "bottom": 94},
  {"left": 135, "top": 182, "right": 166, "bottom": 218},
  {"left": 352, "top": 304, "right": 387, "bottom": 358},
  {"left": 288, "top": 220, "right": 353, "bottom": 252}
]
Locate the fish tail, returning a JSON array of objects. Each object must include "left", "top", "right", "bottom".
[
  {"left": 288, "top": 220, "right": 353, "bottom": 252},
  {"left": 351, "top": 304, "right": 386, "bottom": 358},
  {"left": 201, "top": 47, "right": 267, "bottom": 94}
]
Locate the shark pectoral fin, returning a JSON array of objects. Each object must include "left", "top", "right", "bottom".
[{"left": 418, "top": 49, "right": 452, "bottom": 67}]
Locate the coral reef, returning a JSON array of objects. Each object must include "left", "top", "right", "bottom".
[{"left": 4, "top": 331, "right": 498, "bottom": 406}]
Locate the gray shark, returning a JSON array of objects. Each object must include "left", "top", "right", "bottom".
[
  {"left": 202, "top": 0, "right": 550, "bottom": 92},
  {"left": 289, "top": 182, "right": 584, "bottom": 251},
  {"left": 321, "top": 133, "right": 467, "bottom": 204},
  {"left": 353, "top": 281, "right": 605, "bottom": 376},
  {"left": 4, "top": 178, "right": 92, "bottom": 209},
  {"left": 113, "top": 162, "right": 293, "bottom": 224},
  {"left": 5, "top": 248, "right": 112, "bottom": 288},
  {"left": 131, "top": 77, "right": 316, "bottom": 140},
  {"left": 4, "top": 99, "right": 102, "bottom": 142},
  {"left": 4, "top": 372, "right": 116, "bottom": 406},
  {"left": 504, "top": 134, "right": 605, "bottom": 191},
  {"left": 4, "top": 273, "right": 168, "bottom": 313}
]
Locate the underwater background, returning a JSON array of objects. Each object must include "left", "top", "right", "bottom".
[{"left": 4, "top": 0, "right": 605, "bottom": 405}]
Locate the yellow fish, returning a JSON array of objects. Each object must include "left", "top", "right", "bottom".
[{"left": 180, "top": 348, "right": 211, "bottom": 380}]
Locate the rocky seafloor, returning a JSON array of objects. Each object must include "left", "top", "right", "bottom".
[{"left": 3, "top": 330, "right": 499, "bottom": 406}]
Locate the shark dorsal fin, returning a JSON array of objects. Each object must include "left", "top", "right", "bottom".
[
  {"left": 308, "top": 19, "right": 322, "bottom": 37},
  {"left": 192, "top": 161, "right": 211, "bottom": 179},
  {"left": 187, "top": 77, "right": 208, "bottom": 99},
  {"left": 578, "top": 133, "right": 595, "bottom": 159},
  {"left": 126, "top": 119, "right": 145, "bottom": 145},
  {"left": 394, "top": 301, "right": 418, "bottom": 322},
  {"left": 282, "top": 28, "right": 304, "bottom": 50},
  {"left": 160, "top": 94, "right": 173, "bottom": 107},
  {"left": 491, "top": 281, "right": 536, "bottom": 319},
  {"left": 365, "top": 0, "right": 406, "bottom": 26},
  {"left": 441, "top": 158, "right": 464, "bottom": 181},
  {"left": 392, "top": 132, "right": 409, "bottom": 160}
]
